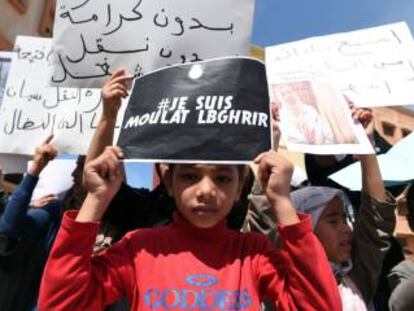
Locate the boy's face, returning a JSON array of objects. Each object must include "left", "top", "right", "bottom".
[
  {"left": 314, "top": 196, "right": 353, "bottom": 263},
  {"left": 165, "top": 164, "right": 243, "bottom": 228}
]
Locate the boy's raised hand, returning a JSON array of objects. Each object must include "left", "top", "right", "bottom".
[
  {"left": 102, "top": 69, "right": 133, "bottom": 120},
  {"left": 83, "top": 146, "right": 124, "bottom": 207},
  {"left": 255, "top": 150, "right": 292, "bottom": 204},
  {"left": 28, "top": 134, "right": 58, "bottom": 177},
  {"left": 255, "top": 150, "right": 299, "bottom": 225}
]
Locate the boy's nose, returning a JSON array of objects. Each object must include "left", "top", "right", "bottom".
[
  {"left": 196, "top": 177, "right": 217, "bottom": 199},
  {"left": 342, "top": 223, "right": 352, "bottom": 235}
]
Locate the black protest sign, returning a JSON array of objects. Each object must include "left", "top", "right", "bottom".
[{"left": 117, "top": 57, "right": 271, "bottom": 163}]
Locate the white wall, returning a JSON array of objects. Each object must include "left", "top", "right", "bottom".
[{"left": 0, "top": 0, "right": 46, "bottom": 45}]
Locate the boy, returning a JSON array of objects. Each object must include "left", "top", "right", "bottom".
[
  {"left": 39, "top": 147, "right": 341, "bottom": 310},
  {"left": 38, "top": 72, "right": 341, "bottom": 310}
]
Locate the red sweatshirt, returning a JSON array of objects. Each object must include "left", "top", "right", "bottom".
[{"left": 39, "top": 211, "right": 341, "bottom": 311}]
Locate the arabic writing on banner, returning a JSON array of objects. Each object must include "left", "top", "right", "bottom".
[
  {"left": 50, "top": 0, "right": 255, "bottom": 88},
  {"left": 266, "top": 22, "right": 414, "bottom": 107},
  {"left": 0, "top": 36, "right": 125, "bottom": 156},
  {"left": 117, "top": 57, "right": 271, "bottom": 163}
]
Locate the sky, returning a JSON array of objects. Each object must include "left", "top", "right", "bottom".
[{"left": 252, "top": 0, "right": 414, "bottom": 46}]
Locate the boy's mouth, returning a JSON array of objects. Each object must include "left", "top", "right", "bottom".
[
  {"left": 339, "top": 240, "right": 352, "bottom": 252},
  {"left": 192, "top": 206, "right": 218, "bottom": 215}
]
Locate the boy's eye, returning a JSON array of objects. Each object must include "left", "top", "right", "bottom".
[
  {"left": 327, "top": 219, "right": 339, "bottom": 225},
  {"left": 216, "top": 175, "right": 232, "bottom": 184},
  {"left": 179, "top": 173, "right": 199, "bottom": 182}
]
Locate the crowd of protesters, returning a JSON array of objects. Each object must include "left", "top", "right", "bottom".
[{"left": 0, "top": 67, "right": 412, "bottom": 311}]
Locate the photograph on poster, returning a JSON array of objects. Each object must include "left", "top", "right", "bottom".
[
  {"left": 271, "top": 79, "right": 373, "bottom": 154},
  {"left": 8, "top": 0, "right": 29, "bottom": 14},
  {"left": 272, "top": 80, "right": 357, "bottom": 145}
]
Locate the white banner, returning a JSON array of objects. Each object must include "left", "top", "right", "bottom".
[
  {"left": 50, "top": 0, "right": 255, "bottom": 88},
  {"left": 0, "top": 36, "right": 125, "bottom": 156},
  {"left": 266, "top": 22, "right": 414, "bottom": 107}
]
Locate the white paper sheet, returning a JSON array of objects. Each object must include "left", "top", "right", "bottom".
[
  {"left": 50, "top": 0, "right": 255, "bottom": 88},
  {"left": 266, "top": 22, "right": 414, "bottom": 107}
]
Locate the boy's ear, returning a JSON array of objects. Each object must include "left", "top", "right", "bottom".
[{"left": 162, "top": 166, "right": 174, "bottom": 197}]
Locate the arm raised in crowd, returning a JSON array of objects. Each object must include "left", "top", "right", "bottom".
[
  {"left": 85, "top": 69, "right": 132, "bottom": 165},
  {"left": 39, "top": 146, "right": 133, "bottom": 310},
  {"left": 255, "top": 151, "right": 341, "bottom": 310},
  {"left": 352, "top": 107, "right": 388, "bottom": 202},
  {"left": 0, "top": 135, "right": 59, "bottom": 253},
  {"left": 77, "top": 146, "right": 124, "bottom": 223},
  {"left": 349, "top": 106, "right": 397, "bottom": 303},
  {"left": 255, "top": 150, "right": 298, "bottom": 226}
]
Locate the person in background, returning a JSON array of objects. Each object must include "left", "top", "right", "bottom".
[
  {"left": 303, "top": 102, "right": 405, "bottom": 311},
  {"left": 0, "top": 135, "right": 60, "bottom": 311},
  {"left": 84, "top": 69, "right": 176, "bottom": 238},
  {"left": 387, "top": 184, "right": 414, "bottom": 311},
  {"left": 249, "top": 106, "right": 397, "bottom": 310},
  {"left": 290, "top": 107, "right": 397, "bottom": 310}
]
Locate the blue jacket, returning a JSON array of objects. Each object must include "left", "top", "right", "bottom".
[{"left": 0, "top": 174, "right": 61, "bottom": 311}]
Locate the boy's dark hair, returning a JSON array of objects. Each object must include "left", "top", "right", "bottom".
[{"left": 165, "top": 163, "right": 247, "bottom": 180}]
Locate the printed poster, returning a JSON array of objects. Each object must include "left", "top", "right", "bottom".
[{"left": 117, "top": 57, "right": 272, "bottom": 163}]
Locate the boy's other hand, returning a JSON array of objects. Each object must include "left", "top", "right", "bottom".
[
  {"left": 255, "top": 150, "right": 293, "bottom": 206},
  {"left": 83, "top": 146, "right": 124, "bottom": 205}
]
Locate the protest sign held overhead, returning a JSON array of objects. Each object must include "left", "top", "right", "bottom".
[
  {"left": 0, "top": 36, "right": 125, "bottom": 156},
  {"left": 117, "top": 57, "right": 271, "bottom": 163},
  {"left": 0, "top": 51, "right": 30, "bottom": 173},
  {"left": 269, "top": 76, "right": 374, "bottom": 155},
  {"left": 50, "top": 0, "right": 255, "bottom": 88},
  {"left": 266, "top": 22, "right": 414, "bottom": 107}
]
